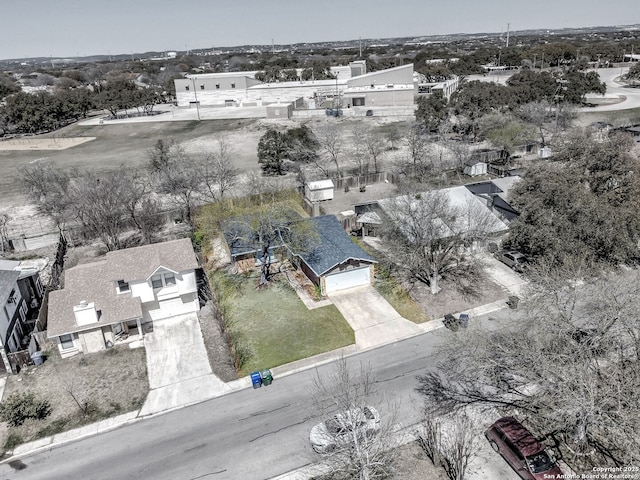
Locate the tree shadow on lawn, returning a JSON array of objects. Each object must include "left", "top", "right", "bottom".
[
  {"left": 226, "top": 272, "right": 355, "bottom": 376},
  {"left": 407, "top": 272, "right": 509, "bottom": 320}
]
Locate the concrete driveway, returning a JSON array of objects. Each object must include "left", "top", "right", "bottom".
[
  {"left": 140, "top": 313, "right": 232, "bottom": 416},
  {"left": 329, "top": 286, "right": 423, "bottom": 350},
  {"left": 482, "top": 254, "right": 527, "bottom": 296},
  {"left": 144, "top": 313, "right": 212, "bottom": 388}
]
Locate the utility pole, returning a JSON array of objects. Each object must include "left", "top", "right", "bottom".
[
  {"left": 505, "top": 23, "right": 510, "bottom": 48},
  {"left": 554, "top": 78, "right": 568, "bottom": 133},
  {"left": 191, "top": 77, "right": 201, "bottom": 121},
  {"left": 359, "top": 37, "right": 362, "bottom": 58}
]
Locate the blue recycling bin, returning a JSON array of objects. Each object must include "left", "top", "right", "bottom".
[
  {"left": 459, "top": 313, "right": 469, "bottom": 329},
  {"left": 250, "top": 371, "right": 262, "bottom": 389}
]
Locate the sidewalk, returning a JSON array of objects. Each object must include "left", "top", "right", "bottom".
[{"left": 4, "top": 297, "right": 509, "bottom": 461}]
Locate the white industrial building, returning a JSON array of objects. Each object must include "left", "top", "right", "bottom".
[{"left": 174, "top": 62, "right": 447, "bottom": 112}]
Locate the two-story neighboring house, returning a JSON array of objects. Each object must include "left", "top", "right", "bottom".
[
  {"left": 0, "top": 262, "right": 45, "bottom": 373},
  {"left": 47, "top": 238, "right": 200, "bottom": 358}
]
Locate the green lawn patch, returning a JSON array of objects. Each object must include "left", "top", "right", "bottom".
[
  {"left": 212, "top": 271, "right": 354, "bottom": 376},
  {"left": 352, "top": 238, "right": 430, "bottom": 324}
]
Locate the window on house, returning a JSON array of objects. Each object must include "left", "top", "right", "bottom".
[
  {"left": 200, "top": 84, "right": 205, "bottom": 90},
  {"left": 35, "top": 276, "right": 44, "bottom": 295},
  {"left": 59, "top": 334, "right": 74, "bottom": 350},
  {"left": 117, "top": 280, "right": 130, "bottom": 293},
  {"left": 151, "top": 273, "right": 177, "bottom": 289},
  {"left": 185, "top": 85, "right": 190, "bottom": 91},
  {"left": 151, "top": 275, "right": 164, "bottom": 289},
  {"left": 352, "top": 97, "right": 365, "bottom": 107},
  {"left": 231, "top": 83, "right": 236, "bottom": 88}
]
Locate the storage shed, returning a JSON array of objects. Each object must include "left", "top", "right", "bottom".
[
  {"left": 304, "top": 180, "right": 335, "bottom": 202},
  {"left": 266, "top": 102, "right": 294, "bottom": 119}
]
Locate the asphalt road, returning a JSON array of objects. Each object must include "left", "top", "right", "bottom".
[
  {"left": 0, "top": 328, "right": 455, "bottom": 480},
  {"left": 583, "top": 66, "right": 640, "bottom": 111}
]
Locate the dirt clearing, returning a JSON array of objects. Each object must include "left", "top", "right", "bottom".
[{"left": 0, "top": 345, "right": 148, "bottom": 451}]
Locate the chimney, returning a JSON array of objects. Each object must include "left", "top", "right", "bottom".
[{"left": 73, "top": 301, "right": 98, "bottom": 326}]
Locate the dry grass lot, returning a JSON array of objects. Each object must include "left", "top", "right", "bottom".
[
  {"left": 0, "top": 118, "right": 262, "bottom": 206},
  {"left": 0, "top": 345, "right": 148, "bottom": 451}
]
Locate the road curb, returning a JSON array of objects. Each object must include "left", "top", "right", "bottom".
[{"left": 5, "top": 411, "right": 141, "bottom": 461}]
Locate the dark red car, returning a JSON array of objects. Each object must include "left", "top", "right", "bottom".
[{"left": 485, "top": 416, "right": 564, "bottom": 480}]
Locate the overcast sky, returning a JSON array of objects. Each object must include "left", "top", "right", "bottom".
[{"left": 1, "top": 0, "right": 638, "bottom": 60}]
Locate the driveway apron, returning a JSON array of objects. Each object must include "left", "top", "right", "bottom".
[
  {"left": 144, "top": 313, "right": 212, "bottom": 389},
  {"left": 329, "top": 286, "right": 422, "bottom": 350},
  {"left": 140, "top": 313, "right": 232, "bottom": 415}
]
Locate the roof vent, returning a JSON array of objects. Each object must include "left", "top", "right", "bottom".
[{"left": 79, "top": 300, "right": 88, "bottom": 308}]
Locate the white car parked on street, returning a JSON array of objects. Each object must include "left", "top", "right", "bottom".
[{"left": 309, "top": 406, "right": 380, "bottom": 454}]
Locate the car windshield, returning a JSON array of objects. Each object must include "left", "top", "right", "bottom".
[
  {"left": 325, "top": 418, "right": 342, "bottom": 434},
  {"left": 526, "top": 452, "right": 554, "bottom": 473}
]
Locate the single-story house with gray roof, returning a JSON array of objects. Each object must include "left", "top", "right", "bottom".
[
  {"left": 295, "top": 215, "right": 377, "bottom": 296},
  {"left": 47, "top": 238, "right": 200, "bottom": 358}
]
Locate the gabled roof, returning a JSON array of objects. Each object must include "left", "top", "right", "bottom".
[
  {"left": 47, "top": 238, "right": 199, "bottom": 337},
  {"left": 378, "top": 186, "right": 508, "bottom": 239},
  {"left": 103, "top": 238, "right": 198, "bottom": 281},
  {"left": 298, "top": 215, "right": 377, "bottom": 277}
]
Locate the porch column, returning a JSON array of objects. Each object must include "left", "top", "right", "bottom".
[{"left": 136, "top": 318, "right": 143, "bottom": 338}]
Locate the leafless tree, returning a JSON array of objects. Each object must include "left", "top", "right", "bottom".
[
  {"left": 21, "top": 163, "right": 163, "bottom": 250},
  {"left": 198, "top": 138, "right": 240, "bottom": 201},
  {"left": 385, "top": 124, "right": 402, "bottom": 150},
  {"left": 399, "top": 123, "right": 432, "bottom": 182},
  {"left": 310, "top": 356, "right": 400, "bottom": 480},
  {"left": 315, "top": 123, "right": 344, "bottom": 177},
  {"left": 70, "top": 171, "right": 134, "bottom": 251},
  {"left": 226, "top": 202, "right": 319, "bottom": 285},
  {"left": 19, "top": 163, "right": 75, "bottom": 230},
  {"left": 416, "top": 268, "right": 640, "bottom": 467},
  {"left": 517, "top": 101, "right": 554, "bottom": 147},
  {"left": 55, "top": 363, "right": 95, "bottom": 416},
  {"left": 148, "top": 140, "right": 203, "bottom": 227},
  {"left": 419, "top": 413, "right": 479, "bottom": 480},
  {"left": 439, "top": 414, "right": 480, "bottom": 480},
  {"left": 380, "top": 191, "right": 498, "bottom": 294},
  {"left": 363, "top": 127, "right": 386, "bottom": 173},
  {"left": 350, "top": 124, "right": 369, "bottom": 175},
  {"left": 0, "top": 214, "right": 11, "bottom": 252}
]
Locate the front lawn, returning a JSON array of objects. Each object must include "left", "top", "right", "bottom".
[
  {"left": 353, "top": 238, "right": 430, "bottom": 324},
  {"left": 0, "top": 345, "right": 148, "bottom": 452},
  {"left": 210, "top": 271, "right": 354, "bottom": 376}
]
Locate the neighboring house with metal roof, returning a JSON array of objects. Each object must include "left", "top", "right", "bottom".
[
  {"left": 466, "top": 176, "right": 523, "bottom": 222},
  {"left": 47, "top": 238, "right": 200, "bottom": 358},
  {"left": 295, "top": 215, "right": 377, "bottom": 296},
  {"left": 0, "top": 260, "right": 45, "bottom": 373},
  {"left": 377, "top": 186, "right": 509, "bottom": 240}
]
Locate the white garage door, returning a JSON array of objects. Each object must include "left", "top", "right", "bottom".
[
  {"left": 157, "top": 297, "right": 186, "bottom": 318},
  {"left": 325, "top": 267, "right": 370, "bottom": 294}
]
